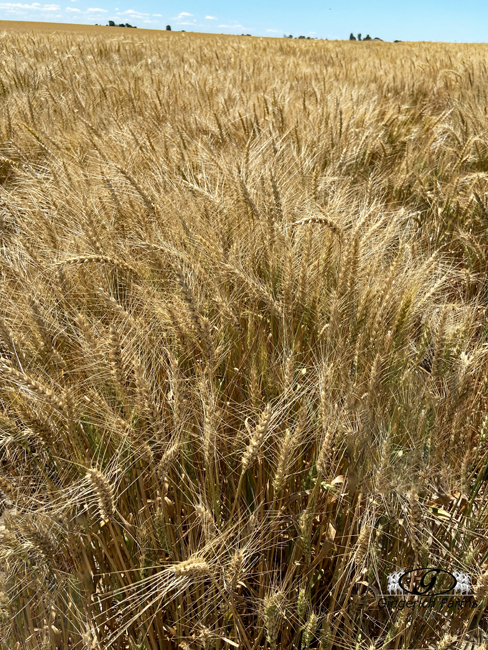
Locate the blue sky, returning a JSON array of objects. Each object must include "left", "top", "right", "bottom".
[{"left": 0, "top": 0, "right": 486, "bottom": 42}]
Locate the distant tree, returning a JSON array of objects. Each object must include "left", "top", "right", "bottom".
[
  {"left": 288, "top": 35, "right": 293, "bottom": 38},
  {"left": 166, "top": 25, "right": 171, "bottom": 30},
  {"left": 298, "top": 35, "right": 305, "bottom": 39},
  {"left": 118, "top": 23, "right": 125, "bottom": 27},
  {"left": 357, "top": 33, "right": 362, "bottom": 40},
  {"left": 349, "top": 33, "right": 356, "bottom": 40},
  {"left": 394, "top": 39, "right": 401, "bottom": 42},
  {"left": 108, "top": 20, "right": 115, "bottom": 26},
  {"left": 364, "top": 34, "right": 372, "bottom": 40}
]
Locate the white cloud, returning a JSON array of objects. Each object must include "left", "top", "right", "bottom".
[
  {"left": 152, "top": 13, "right": 161, "bottom": 16},
  {"left": 0, "top": 2, "right": 41, "bottom": 7},
  {"left": 42, "top": 4, "right": 60, "bottom": 10},
  {"left": 87, "top": 7, "right": 107, "bottom": 11},
  {"left": 205, "top": 15, "right": 216, "bottom": 19},
  {"left": 219, "top": 24, "right": 244, "bottom": 29},
  {"left": 117, "top": 8, "right": 148, "bottom": 15},
  {"left": 66, "top": 7, "right": 80, "bottom": 11},
  {"left": 174, "top": 11, "right": 195, "bottom": 22}
]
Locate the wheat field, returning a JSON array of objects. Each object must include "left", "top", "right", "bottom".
[{"left": 1, "top": 26, "right": 488, "bottom": 649}]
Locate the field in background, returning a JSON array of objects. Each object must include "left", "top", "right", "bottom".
[
  {"left": 1, "top": 27, "right": 488, "bottom": 649},
  {"left": 0, "top": 21, "right": 141, "bottom": 33},
  {"left": 0, "top": 21, "right": 273, "bottom": 35}
]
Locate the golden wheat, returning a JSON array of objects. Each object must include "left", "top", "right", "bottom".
[{"left": 0, "top": 28, "right": 488, "bottom": 650}]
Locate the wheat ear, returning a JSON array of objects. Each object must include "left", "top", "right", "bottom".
[{"left": 86, "top": 469, "right": 115, "bottom": 522}]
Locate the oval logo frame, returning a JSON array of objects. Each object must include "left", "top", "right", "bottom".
[{"left": 398, "top": 568, "right": 457, "bottom": 596}]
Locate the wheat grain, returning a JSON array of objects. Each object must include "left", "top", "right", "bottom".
[
  {"left": 172, "top": 556, "right": 209, "bottom": 578},
  {"left": 86, "top": 469, "right": 114, "bottom": 522},
  {"left": 354, "top": 525, "right": 371, "bottom": 566},
  {"left": 241, "top": 403, "right": 272, "bottom": 473},
  {"left": 301, "top": 612, "right": 318, "bottom": 650},
  {"left": 263, "top": 590, "right": 284, "bottom": 650},
  {"left": 273, "top": 428, "right": 293, "bottom": 495},
  {"left": 226, "top": 549, "right": 244, "bottom": 595},
  {"left": 55, "top": 255, "right": 138, "bottom": 275}
]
